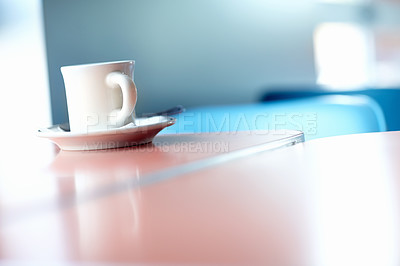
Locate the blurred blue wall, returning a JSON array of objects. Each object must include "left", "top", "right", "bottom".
[{"left": 43, "top": 0, "right": 316, "bottom": 124}]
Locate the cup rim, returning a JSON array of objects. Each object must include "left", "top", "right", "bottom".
[{"left": 60, "top": 60, "right": 134, "bottom": 71}]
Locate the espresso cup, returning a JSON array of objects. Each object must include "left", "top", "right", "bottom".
[{"left": 61, "top": 60, "right": 137, "bottom": 133}]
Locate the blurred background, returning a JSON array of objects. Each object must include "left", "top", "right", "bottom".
[{"left": 1, "top": 0, "right": 400, "bottom": 133}]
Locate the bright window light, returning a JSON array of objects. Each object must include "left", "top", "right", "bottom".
[
  {"left": 317, "top": 0, "right": 368, "bottom": 4},
  {"left": 313, "top": 23, "right": 373, "bottom": 89},
  {"left": 0, "top": 0, "right": 51, "bottom": 134}
]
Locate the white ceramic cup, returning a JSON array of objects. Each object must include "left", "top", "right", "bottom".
[{"left": 61, "top": 60, "right": 137, "bottom": 133}]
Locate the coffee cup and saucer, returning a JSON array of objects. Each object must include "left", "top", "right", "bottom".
[{"left": 37, "top": 60, "right": 177, "bottom": 151}]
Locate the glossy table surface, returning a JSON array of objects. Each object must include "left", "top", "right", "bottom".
[{"left": 1, "top": 130, "right": 400, "bottom": 265}]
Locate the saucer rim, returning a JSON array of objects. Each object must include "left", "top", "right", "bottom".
[{"left": 37, "top": 116, "right": 176, "bottom": 138}]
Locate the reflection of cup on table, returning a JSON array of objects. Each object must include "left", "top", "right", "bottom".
[{"left": 61, "top": 60, "right": 137, "bottom": 133}]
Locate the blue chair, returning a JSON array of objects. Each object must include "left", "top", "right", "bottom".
[
  {"left": 162, "top": 95, "right": 386, "bottom": 141},
  {"left": 261, "top": 88, "right": 400, "bottom": 131}
]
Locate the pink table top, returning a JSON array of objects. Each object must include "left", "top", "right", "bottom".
[{"left": 1, "top": 130, "right": 400, "bottom": 265}]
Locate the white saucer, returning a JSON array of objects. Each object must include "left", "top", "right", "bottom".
[{"left": 37, "top": 116, "right": 176, "bottom": 151}]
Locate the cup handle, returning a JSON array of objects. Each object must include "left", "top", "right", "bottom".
[{"left": 106, "top": 71, "right": 137, "bottom": 127}]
